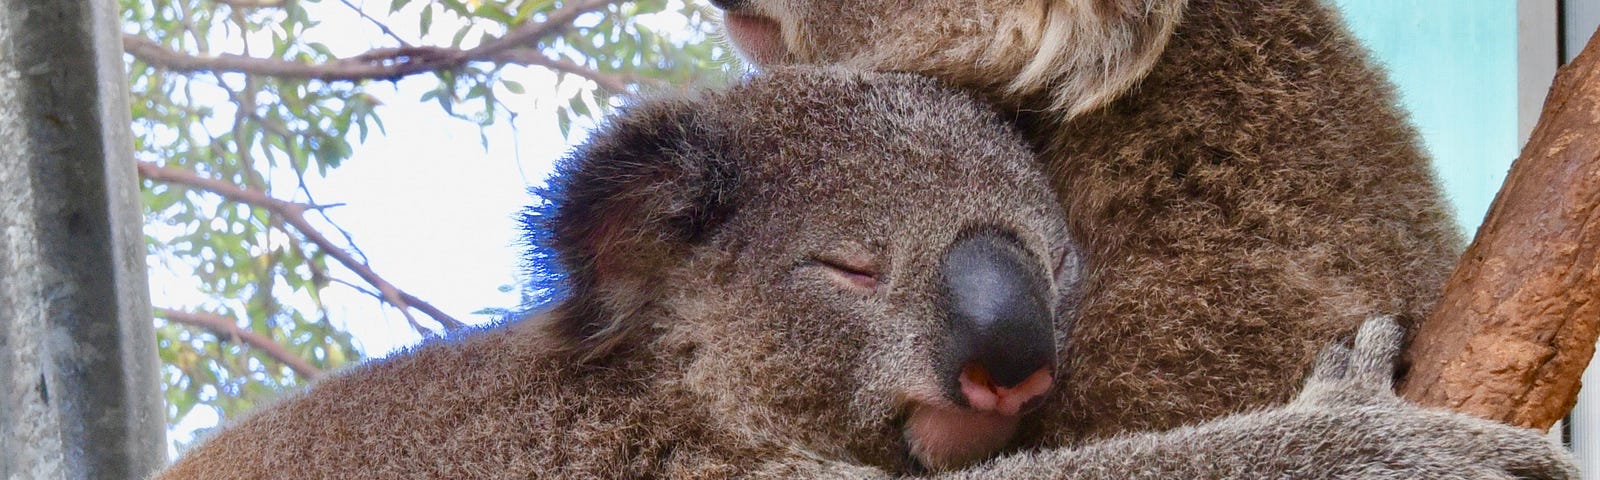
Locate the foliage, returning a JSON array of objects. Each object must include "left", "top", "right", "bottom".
[{"left": 121, "top": 0, "right": 727, "bottom": 450}]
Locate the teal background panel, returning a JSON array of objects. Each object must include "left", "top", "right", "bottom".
[{"left": 1330, "top": 0, "right": 1519, "bottom": 237}]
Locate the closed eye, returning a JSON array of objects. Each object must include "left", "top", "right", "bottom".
[{"left": 812, "top": 256, "right": 880, "bottom": 293}]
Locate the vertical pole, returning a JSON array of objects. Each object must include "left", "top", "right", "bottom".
[
  {"left": 0, "top": 0, "right": 167, "bottom": 478},
  {"left": 1518, "top": 0, "right": 1559, "bottom": 146},
  {"left": 1564, "top": 0, "right": 1600, "bottom": 62}
]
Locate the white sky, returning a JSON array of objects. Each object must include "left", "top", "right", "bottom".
[
  {"left": 151, "top": 0, "right": 636, "bottom": 451},
  {"left": 279, "top": 1, "right": 602, "bottom": 355}
]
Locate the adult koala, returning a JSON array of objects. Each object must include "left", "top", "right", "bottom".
[
  {"left": 155, "top": 67, "right": 1573, "bottom": 478},
  {"left": 712, "top": 0, "right": 1465, "bottom": 444}
]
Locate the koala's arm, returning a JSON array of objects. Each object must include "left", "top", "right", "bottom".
[
  {"left": 970, "top": 318, "right": 1577, "bottom": 479},
  {"left": 768, "top": 318, "right": 1579, "bottom": 479}
]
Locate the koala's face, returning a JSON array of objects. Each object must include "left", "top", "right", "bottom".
[
  {"left": 540, "top": 68, "right": 1077, "bottom": 472},
  {"left": 707, "top": 0, "right": 1185, "bottom": 117}
]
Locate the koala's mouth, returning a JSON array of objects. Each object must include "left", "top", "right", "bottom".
[
  {"left": 899, "top": 367, "right": 1052, "bottom": 470},
  {"left": 901, "top": 401, "right": 1022, "bottom": 471},
  {"left": 719, "top": 12, "right": 787, "bottom": 66}
]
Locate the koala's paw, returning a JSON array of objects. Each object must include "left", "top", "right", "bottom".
[
  {"left": 1287, "top": 317, "right": 1580, "bottom": 479},
  {"left": 1292, "top": 316, "right": 1403, "bottom": 408}
]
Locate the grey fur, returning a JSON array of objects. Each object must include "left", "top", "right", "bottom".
[
  {"left": 155, "top": 68, "right": 1576, "bottom": 479},
  {"left": 714, "top": 0, "right": 1470, "bottom": 446}
]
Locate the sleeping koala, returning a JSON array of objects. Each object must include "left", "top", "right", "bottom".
[
  {"left": 155, "top": 67, "right": 1576, "bottom": 479},
  {"left": 710, "top": 0, "right": 1468, "bottom": 446}
]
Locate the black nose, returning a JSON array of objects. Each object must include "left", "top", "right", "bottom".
[
  {"left": 940, "top": 232, "right": 1055, "bottom": 390},
  {"left": 708, "top": 0, "right": 746, "bottom": 10}
]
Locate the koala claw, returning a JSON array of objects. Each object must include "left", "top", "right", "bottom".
[
  {"left": 1290, "top": 317, "right": 1580, "bottom": 480},
  {"left": 1295, "top": 316, "right": 1403, "bottom": 407}
]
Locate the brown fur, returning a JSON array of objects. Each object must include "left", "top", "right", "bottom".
[
  {"left": 714, "top": 0, "right": 1463, "bottom": 444},
  {"left": 157, "top": 67, "right": 1076, "bottom": 478},
  {"left": 156, "top": 68, "right": 1575, "bottom": 479}
]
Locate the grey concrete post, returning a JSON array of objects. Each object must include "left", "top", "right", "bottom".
[{"left": 0, "top": 0, "right": 168, "bottom": 478}]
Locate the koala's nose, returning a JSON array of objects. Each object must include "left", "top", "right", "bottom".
[{"left": 940, "top": 232, "right": 1056, "bottom": 416}]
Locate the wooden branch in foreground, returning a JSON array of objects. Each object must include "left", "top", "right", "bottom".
[
  {"left": 121, "top": 0, "right": 632, "bottom": 91},
  {"left": 1400, "top": 29, "right": 1600, "bottom": 430},
  {"left": 156, "top": 307, "right": 324, "bottom": 379},
  {"left": 136, "top": 161, "right": 467, "bottom": 333}
]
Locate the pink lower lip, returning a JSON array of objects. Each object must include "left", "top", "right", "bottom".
[
  {"left": 903, "top": 402, "right": 1021, "bottom": 470},
  {"left": 721, "top": 12, "right": 786, "bottom": 65}
]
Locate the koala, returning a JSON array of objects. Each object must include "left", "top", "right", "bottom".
[
  {"left": 158, "top": 66, "right": 1075, "bottom": 477},
  {"left": 155, "top": 67, "right": 1574, "bottom": 479},
  {"left": 710, "top": 0, "right": 1466, "bottom": 444}
]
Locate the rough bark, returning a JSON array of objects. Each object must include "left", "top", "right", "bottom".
[{"left": 1399, "top": 30, "right": 1600, "bottom": 431}]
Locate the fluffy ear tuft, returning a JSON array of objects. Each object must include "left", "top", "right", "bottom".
[
  {"left": 1004, "top": 0, "right": 1184, "bottom": 118},
  {"left": 521, "top": 98, "right": 741, "bottom": 360}
]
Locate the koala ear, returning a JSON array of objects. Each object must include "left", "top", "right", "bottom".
[
  {"left": 522, "top": 98, "right": 740, "bottom": 360},
  {"left": 1004, "top": 0, "right": 1183, "bottom": 118}
]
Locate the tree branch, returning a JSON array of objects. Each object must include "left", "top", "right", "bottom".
[
  {"left": 137, "top": 161, "right": 468, "bottom": 332},
  {"left": 212, "top": 0, "right": 285, "bottom": 8},
  {"left": 490, "top": 49, "right": 633, "bottom": 93},
  {"left": 335, "top": 0, "right": 411, "bottom": 47},
  {"left": 122, "top": 0, "right": 629, "bottom": 92},
  {"left": 1401, "top": 28, "right": 1600, "bottom": 430},
  {"left": 156, "top": 307, "right": 324, "bottom": 379}
]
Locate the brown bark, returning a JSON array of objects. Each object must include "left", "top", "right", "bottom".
[
  {"left": 1399, "top": 30, "right": 1600, "bottom": 430},
  {"left": 156, "top": 308, "right": 325, "bottom": 379}
]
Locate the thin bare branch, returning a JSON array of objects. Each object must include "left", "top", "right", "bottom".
[
  {"left": 464, "top": 0, "right": 612, "bottom": 58},
  {"left": 337, "top": 0, "right": 412, "bottom": 47},
  {"left": 122, "top": 0, "right": 627, "bottom": 92},
  {"left": 156, "top": 307, "right": 324, "bottom": 379},
  {"left": 490, "top": 49, "right": 634, "bottom": 93},
  {"left": 331, "top": 277, "right": 384, "bottom": 300},
  {"left": 212, "top": 0, "right": 286, "bottom": 8},
  {"left": 137, "top": 161, "right": 468, "bottom": 332}
]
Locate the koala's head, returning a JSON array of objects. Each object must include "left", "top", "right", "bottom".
[
  {"left": 529, "top": 67, "right": 1079, "bottom": 472},
  {"left": 708, "top": 0, "right": 1185, "bottom": 118}
]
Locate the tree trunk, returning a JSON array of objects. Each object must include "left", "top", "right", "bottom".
[{"left": 1399, "top": 29, "right": 1600, "bottom": 431}]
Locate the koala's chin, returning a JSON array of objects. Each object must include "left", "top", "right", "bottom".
[
  {"left": 902, "top": 366, "right": 1055, "bottom": 469},
  {"left": 904, "top": 404, "right": 1020, "bottom": 470},
  {"left": 720, "top": 11, "right": 786, "bottom": 65}
]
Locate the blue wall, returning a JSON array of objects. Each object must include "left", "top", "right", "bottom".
[{"left": 1330, "top": 0, "right": 1519, "bottom": 237}]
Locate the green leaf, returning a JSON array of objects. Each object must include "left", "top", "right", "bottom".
[
  {"left": 420, "top": 5, "right": 434, "bottom": 36},
  {"left": 475, "top": 5, "right": 514, "bottom": 24},
  {"left": 568, "top": 95, "right": 590, "bottom": 118}
]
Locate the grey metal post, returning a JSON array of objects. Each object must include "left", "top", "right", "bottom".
[
  {"left": 1565, "top": 0, "right": 1600, "bottom": 63},
  {"left": 0, "top": 0, "right": 167, "bottom": 478}
]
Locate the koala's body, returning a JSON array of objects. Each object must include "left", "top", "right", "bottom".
[
  {"left": 713, "top": 0, "right": 1465, "bottom": 443},
  {"left": 157, "top": 68, "right": 1574, "bottom": 479}
]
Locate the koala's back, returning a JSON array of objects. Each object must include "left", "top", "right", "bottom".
[
  {"left": 1017, "top": 0, "right": 1463, "bottom": 443},
  {"left": 158, "top": 320, "right": 729, "bottom": 478}
]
